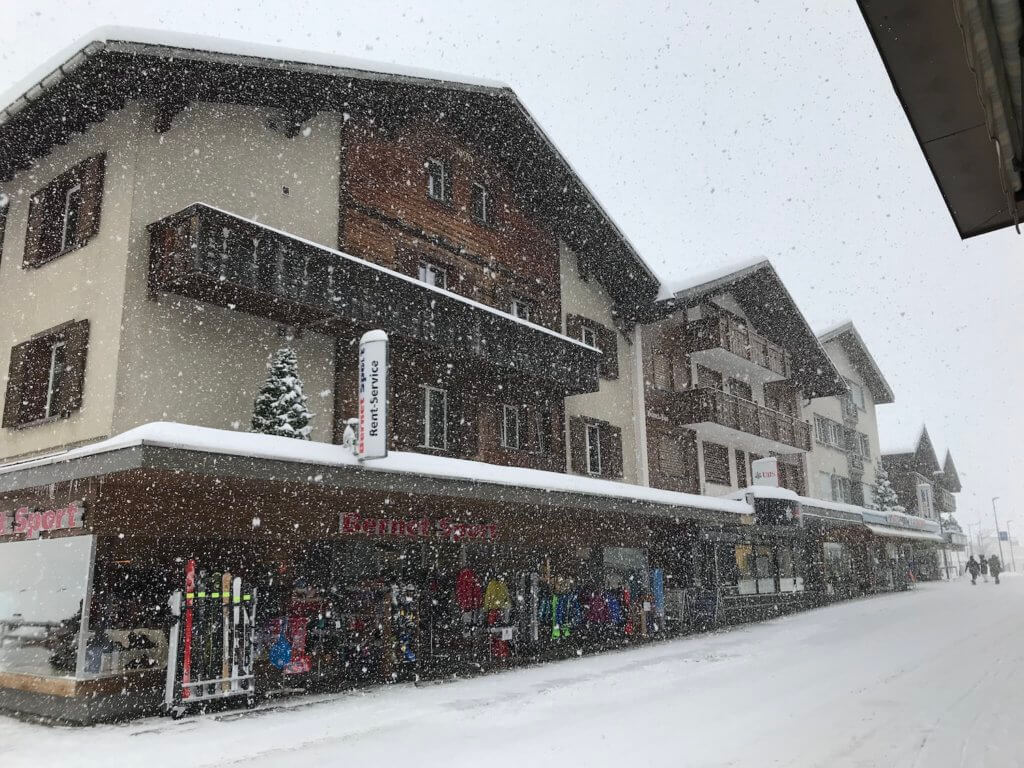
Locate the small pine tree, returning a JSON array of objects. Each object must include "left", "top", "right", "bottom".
[
  {"left": 251, "top": 348, "right": 313, "bottom": 439},
  {"left": 869, "top": 464, "right": 904, "bottom": 512}
]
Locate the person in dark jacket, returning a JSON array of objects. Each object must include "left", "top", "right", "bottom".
[
  {"left": 966, "top": 556, "right": 980, "bottom": 585},
  {"left": 989, "top": 555, "right": 1003, "bottom": 585},
  {"left": 979, "top": 554, "right": 989, "bottom": 582}
]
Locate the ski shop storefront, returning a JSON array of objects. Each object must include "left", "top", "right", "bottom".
[{"left": 0, "top": 425, "right": 749, "bottom": 723}]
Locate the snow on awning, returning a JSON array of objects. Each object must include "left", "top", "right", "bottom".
[
  {"left": 0, "top": 422, "right": 753, "bottom": 522},
  {"left": 864, "top": 524, "right": 945, "bottom": 544}
]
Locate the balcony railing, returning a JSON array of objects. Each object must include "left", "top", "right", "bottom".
[
  {"left": 652, "top": 387, "right": 812, "bottom": 451},
  {"left": 148, "top": 204, "right": 601, "bottom": 394},
  {"left": 687, "top": 316, "right": 791, "bottom": 378},
  {"left": 936, "top": 486, "right": 957, "bottom": 514}
]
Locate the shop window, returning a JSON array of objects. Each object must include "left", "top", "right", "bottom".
[
  {"left": 735, "top": 544, "right": 756, "bottom": 594},
  {"left": 500, "top": 404, "right": 520, "bottom": 449},
  {"left": 25, "top": 154, "right": 105, "bottom": 268},
  {"left": 755, "top": 545, "right": 777, "bottom": 594},
  {"left": 0, "top": 535, "right": 94, "bottom": 680},
  {"left": 421, "top": 386, "right": 448, "bottom": 450},
  {"left": 3, "top": 320, "right": 90, "bottom": 429},
  {"left": 425, "top": 158, "right": 449, "bottom": 202},
  {"left": 417, "top": 261, "right": 447, "bottom": 290},
  {"left": 470, "top": 182, "right": 491, "bottom": 225},
  {"left": 703, "top": 441, "right": 731, "bottom": 486}
]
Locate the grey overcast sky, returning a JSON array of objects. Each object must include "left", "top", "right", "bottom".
[{"left": 1, "top": 1, "right": 1021, "bottom": 534}]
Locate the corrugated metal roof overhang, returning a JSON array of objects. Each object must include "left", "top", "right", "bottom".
[{"left": 858, "top": 0, "right": 1024, "bottom": 238}]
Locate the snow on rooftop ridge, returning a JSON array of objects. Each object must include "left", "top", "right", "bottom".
[
  {"left": 816, "top": 319, "right": 855, "bottom": 341},
  {"left": 0, "top": 422, "right": 752, "bottom": 517},
  {"left": 191, "top": 202, "right": 601, "bottom": 353},
  {"left": 878, "top": 413, "right": 927, "bottom": 456},
  {"left": 1, "top": 26, "right": 509, "bottom": 111},
  {"left": 655, "top": 257, "right": 767, "bottom": 302}
]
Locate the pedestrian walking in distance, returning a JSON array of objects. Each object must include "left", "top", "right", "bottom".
[
  {"left": 966, "top": 556, "right": 980, "bottom": 585},
  {"left": 979, "top": 554, "right": 989, "bottom": 583},
  {"left": 989, "top": 555, "right": 1003, "bottom": 585}
]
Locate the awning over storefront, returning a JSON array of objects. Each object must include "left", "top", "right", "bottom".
[
  {"left": 0, "top": 422, "right": 753, "bottom": 530},
  {"left": 864, "top": 524, "right": 945, "bottom": 544}
]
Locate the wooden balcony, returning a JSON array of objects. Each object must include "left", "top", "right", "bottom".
[
  {"left": 650, "top": 387, "right": 812, "bottom": 452},
  {"left": 687, "top": 316, "right": 790, "bottom": 379},
  {"left": 936, "top": 486, "right": 957, "bottom": 514},
  {"left": 148, "top": 204, "right": 601, "bottom": 395}
]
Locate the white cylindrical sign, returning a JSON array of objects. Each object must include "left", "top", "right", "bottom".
[
  {"left": 357, "top": 330, "right": 388, "bottom": 460},
  {"left": 751, "top": 456, "right": 779, "bottom": 487}
]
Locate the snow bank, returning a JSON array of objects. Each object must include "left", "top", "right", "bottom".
[{"left": 0, "top": 422, "right": 751, "bottom": 517}]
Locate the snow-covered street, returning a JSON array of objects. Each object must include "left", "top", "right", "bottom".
[{"left": 2, "top": 577, "right": 1021, "bottom": 768}]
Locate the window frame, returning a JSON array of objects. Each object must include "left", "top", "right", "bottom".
[
  {"left": 500, "top": 404, "right": 521, "bottom": 450},
  {"left": 510, "top": 298, "right": 533, "bottom": 322},
  {"left": 580, "top": 324, "right": 598, "bottom": 349},
  {"left": 417, "top": 261, "right": 448, "bottom": 290},
  {"left": 844, "top": 378, "right": 866, "bottom": 410},
  {"left": 585, "top": 422, "right": 602, "bottom": 475},
  {"left": 470, "top": 181, "right": 491, "bottom": 225},
  {"left": 425, "top": 158, "right": 448, "bottom": 202},
  {"left": 44, "top": 339, "right": 68, "bottom": 419},
  {"left": 60, "top": 183, "right": 83, "bottom": 253},
  {"left": 421, "top": 385, "right": 448, "bottom": 450}
]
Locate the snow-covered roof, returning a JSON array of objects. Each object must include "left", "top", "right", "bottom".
[
  {"left": 0, "top": 27, "right": 508, "bottom": 113},
  {"left": 0, "top": 422, "right": 752, "bottom": 518},
  {"left": 816, "top": 320, "right": 895, "bottom": 405},
  {"left": 656, "top": 257, "right": 766, "bottom": 302},
  {"left": 656, "top": 259, "right": 845, "bottom": 399},
  {"left": 0, "top": 27, "right": 660, "bottom": 313},
  {"left": 878, "top": 414, "right": 929, "bottom": 456}
]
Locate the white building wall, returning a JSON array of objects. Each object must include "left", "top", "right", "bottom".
[{"left": 560, "top": 242, "right": 645, "bottom": 485}]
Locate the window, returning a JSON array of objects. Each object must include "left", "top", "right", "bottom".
[
  {"left": 418, "top": 261, "right": 447, "bottom": 289},
  {"left": 531, "top": 410, "right": 551, "bottom": 455},
  {"left": 421, "top": 386, "right": 447, "bottom": 450},
  {"left": 845, "top": 378, "right": 866, "bottom": 409},
  {"left": 425, "top": 158, "right": 448, "bottom": 201},
  {"left": 25, "top": 154, "right": 105, "bottom": 268},
  {"left": 567, "top": 315, "right": 619, "bottom": 379},
  {"left": 44, "top": 340, "right": 67, "bottom": 419},
  {"left": 831, "top": 474, "right": 852, "bottom": 503},
  {"left": 571, "top": 416, "right": 622, "bottom": 477},
  {"left": 831, "top": 422, "right": 845, "bottom": 447},
  {"left": 60, "top": 184, "right": 82, "bottom": 252},
  {"left": 815, "top": 416, "right": 846, "bottom": 449},
  {"left": 859, "top": 434, "right": 871, "bottom": 459},
  {"left": 3, "top": 320, "right": 90, "bottom": 429},
  {"left": 585, "top": 422, "right": 602, "bottom": 475},
  {"left": 703, "top": 441, "right": 731, "bottom": 486},
  {"left": 510, "top": 298, "right": 533, "bottom": 322},
  {"left": 815, "top": 416, "right": 831, "bottom": 444},
  {"left": 501, "top": 404, "right": 520, "bottom": 449},
  {"left": 470, "top": 182, "right": 491, "bottom": 224}
]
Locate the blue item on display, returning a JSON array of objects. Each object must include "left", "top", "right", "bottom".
[{"left": 269, "top": 619, "right": 292, "bottom": 669}]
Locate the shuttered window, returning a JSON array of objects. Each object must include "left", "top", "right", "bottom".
[
  {"left": 703, "top": 441, "right": 731, "bottom": 486},
  {"left": 566, "top": 314, "right": 619, "bottom": 380},
  {"left": 3, "top": 320, "right": 90, "bottom": 428},
  {"left": 569, "top": 416, "right": 623, "bottom": 478},
  {"left": 24, "top": 154, "right": 105, "bottom": 268},
  {"left": 0, "top": 193, "right": 8, "bottom": 266},
  {"left": 658, "top": 435, "right": 685, "bottom": 476}
]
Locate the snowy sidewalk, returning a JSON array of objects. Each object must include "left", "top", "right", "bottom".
[{"left": 2, "top": 577, "right": 1022, "bottom": 768}]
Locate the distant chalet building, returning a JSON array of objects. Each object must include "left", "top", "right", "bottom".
[
  {"left": 0, "top": 30, "right": 948, "bottom": 724},
  {"left": 805, "top": 321, "right": 895, "bottom": 509}
]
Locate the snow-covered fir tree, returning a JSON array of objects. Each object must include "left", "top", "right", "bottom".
[
  {"left": 868, "top": 464, "right": 904, "bottom": 512},
  {"left": 251, "top": 348, "right": 313, "bottom": 439}
]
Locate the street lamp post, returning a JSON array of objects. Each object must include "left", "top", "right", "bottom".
[
  {"left": 1007, "top": 520, "right": 1017, "bottom": 573},
  {"left": 992, "top": 497, "right": 1006, "bottom": 565}
]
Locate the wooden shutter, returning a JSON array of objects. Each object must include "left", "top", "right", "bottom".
[
  {"left": 569, "top": 416, "right": 586, "bottom": 473},
  {"left": 0, "top": 197, "right": 7, "bottom": 264},
  {"left": 24, "top": 187, "right": 54, "bottom": 267},
  {"left": 598, "top": 325, "right": 619, "bottom": 379},
  {"left": 703, "top": 442, "right": 731, "bottom": 486},
  {"left": 602, "top": 423, "right": 623, "bottom": 477},
  {"left": 2, "top": 340, "right": 31, "bottom": 428},
  {"left": 565, "top": 313, "right": 585, "bottom": 341},
  {"left": 55, "top": 320, "right": 90, "bottom": 415},
  {"left": 76, "top": 153, "right": 106, "bottom": 246}
]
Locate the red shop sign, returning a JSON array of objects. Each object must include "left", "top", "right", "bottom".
[
  {"left": 0, "top": 501, "right": 85, "bottom": 540},
  {"left": 340, "top": 512, "right": 497, "bottom": 543}
]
